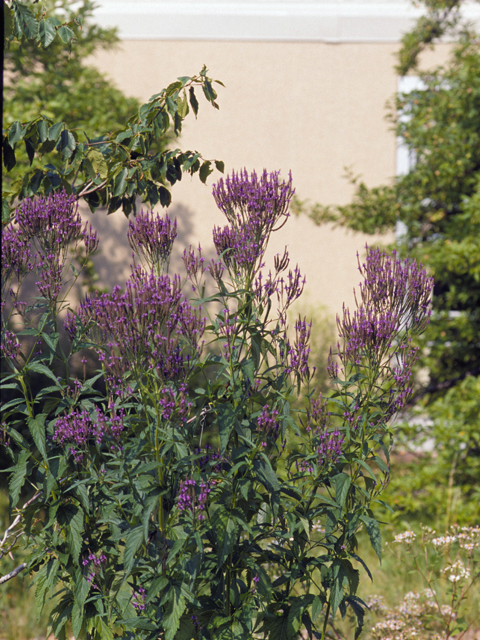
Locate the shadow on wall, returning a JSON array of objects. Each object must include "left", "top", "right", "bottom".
[{"left": 84, "top": 201, "right": 217, "bottom": 293}]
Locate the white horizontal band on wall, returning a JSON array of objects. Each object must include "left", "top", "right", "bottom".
[{"left": 92, "top": 1, "right": 480, "bottom": 42}]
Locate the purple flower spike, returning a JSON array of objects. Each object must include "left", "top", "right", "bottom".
[
  {"left": 211, "top": 169, "right": 294, "bottom": 276},
  {"left": 127, "top": 211, "right": 177, "bottom": 270}
]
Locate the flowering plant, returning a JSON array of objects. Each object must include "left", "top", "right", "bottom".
[
  {"left": 365, "top": 525, "right": 480, "bottom": 640},
  {"left": 1, "top": 171, "right": 433, "bottom": 640}
]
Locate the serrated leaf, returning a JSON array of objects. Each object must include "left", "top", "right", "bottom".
[
  {"left": 212, "top": 506, "right": 238, "bottom": 567},
  {"left": 38, "top": 18, "right": 56, "bottom": 47},
  {"left": 13, "top": 1, "right": 38, "bottom": 40},
  {"left": 360, "top": 516, "right": 382, "bottom": 561},
  {"left": 123, "top": 525, "right": 144, "bottom": 578},
  {"left": 57, "top": 24, "right": 75, "bottom": 44},
  {"left": 217, "top": 403, "right": 236, "bottom": 453},
  {"left": 331, "top": 472, "right": 351, "bottom": 508},
  {"left": 9, "top": 449, "right": 29, "bottom": 508},
  {"left": 2, "top": 198, "right": 11, "bottom": 224},
  {"left": 163, "top": 585, "right": 186, "bottom": 640},
  {"left": 27, "top": 415, "right": 47, "bottom": 462}
]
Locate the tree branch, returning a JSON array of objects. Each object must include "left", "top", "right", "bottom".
[{"left": 0, "top": 563, "right": 27, "bottom": 585}]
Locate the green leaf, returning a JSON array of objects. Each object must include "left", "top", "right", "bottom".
[
  {"left": 8, "top": 121, "right": 26, "bottom": 146},
  {"left": 38, "top": 18, "right": 56, "bottom": 47},
  {"left": 123, "top": 525, "right": 144, "bottom": 578},
  {"left": 217, "top": 404, "right": 236, "bottom": 454},
  {"left": 48, "top": 122, "right": 64, "bottom": 142},
  {"left": 331, "top": 472, "right": 351, "bottom": 509},
  {"left": 158, "top": 185, "right": 171, "bottom": 207},
  {"left": 215, "top": 159, "right": 225, "bottom": 173},
  {"left": 330, "top": 559, "right": 349, "bottom": 616},
  {"left": 56, "top": 129, "right": 76, "bottom": 160},
  {"left": 163, "top": 585, "right": 186, "bottom": 640},
  {"left": 86, "top": 148, "right": 108, "bottom": 179},
  {"left": 199, "top": 160, "right": 212, "bottom": 184},
  {"left": 360, "top": 515, "right": 382, "bottom": 561},
  {"left": 211, "top": 506, "right": 238, "bottom": 567},
  {"left": 26, "top": 362, "right": 62, "bottom": 385},
  {"left": 25, "top": 137, "right": 35, "bottom": 165},
  {"left": 13, "top": 1, "right": 38, "bottom": 40},
  {"left": 113, "top": 167, "right": 127, "bottom": 197},
  {"left": 189, "top": 86, "right": 199, "bottom": 116},
  {"left": 2, "top": 140, "right": 16, "bottom": 171},
  {"left": 57, "top": 24, "right": 75, "bottom": 44},
  {"left": 27, "top": 415, "right": 47, "bottom": 462},
  {"left": 9, "top": 449, "right": 29, "bottom": 508},
  {"left": 2, "top": 198, "right": 11, "bottom": 224}
]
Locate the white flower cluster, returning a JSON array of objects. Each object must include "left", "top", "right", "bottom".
[
  {"left": 442, "top": 560, "right": 470, "bottom": 583},
  {"left": 431, "top": 535, "right": 457, "bottom": 546},
  {"left": 394, "top": 530, "right": 417, "bottom": 544}
]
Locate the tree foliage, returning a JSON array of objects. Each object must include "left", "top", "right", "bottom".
[
  {"left": 295, "top": 0, "right": 480, "bottom": 524},
  {"left": 2, "top": 0, "right": 225, "bottom": 221}
]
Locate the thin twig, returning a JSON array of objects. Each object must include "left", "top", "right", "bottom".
[
  {"left": 77, "top": 179, "right": 107, "bottom": 198},
  {"left": 0, "top": 562, "right": 26, "bottom": 585}
]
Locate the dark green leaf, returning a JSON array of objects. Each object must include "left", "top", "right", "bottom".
[
  {"left": 331, "top": 473, "right": 351, "bottom": 509},
  {"left": 189, "top": 86, "right": 199, "bottom": 116},
  {"left": 9, "top": 449, "right": 29, "bottom": 508},
  {"left": 2, "top": 198, "right": 11, "bottom": 224},
  {"left": 215, "top": 160, "right": 225, "bottom": 173},
  {"left": 8, "top": 121, "right": 26, "bottom": 146},
  {"left": 25, "top": 137, "right": 35, "bottom": 165},
  {"left": 48, "top": 122, "right": 64, "bottom": 142},
  {"left": 13, "top": 1, "right": 38, "bottom": 40},
  {"left": 113, "top": 167, "right": 127, "bottom": 197},
  {"left": 56, "top": 129, "right": 76, "bottom": 160},
  {"left": 217, "top": 404, "right": 236, "bottom": 453},
  {"left": 212, "top": 506, "right": 238, "bottom": 567},
  {"left": 123, "top": 525, "right": 144, "bottom": 578},
  {"left": 57, "top": 24, "right": 75, "bottom": 44},
  {"left": 360, "top": 515, "right": 382, "bottom": 561},
  {"left": 38, "top": 18, "right": 56, "bottom": 47},
  {"left": 2, "top": 140, "right": 16, "bottom": 171},
  {"left": 199, "top": 160, "right": 212, "bottom": 184},
  {"left": 27, "top": 415, "right": 47, "bottom": 462}
]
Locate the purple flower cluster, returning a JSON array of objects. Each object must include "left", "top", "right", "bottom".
[
  {"left": 177, "top": 478, "right": 211, "bottom": 521},
  {"left": 127, "top": 211, "right": 177, "bottom": 271},
  {"left": 82, "top": 552, "right": 107, "bottom": 586},
  {"left": 1, "top": 227, "right": 35, "bottom": 290},
  {"left": 257, "top": 405, "right": 280, "bottom": 443},
  {"left": 284, "top": 316, "right": 315, "bottom": 384},
  {"left": 3, "top": 191, "right": 98, "bottom": 305},
  {"left": 329, "top": 245, "right": 433, "bottom": 418},
  {"left": 53, "top": 405, "right": 124, "bottom": 461},
  {"left": 212, "top": 169, "right": 294, "bottom": 277},
  {"left": 306, "top": 395, "right": 344, "bottom": 467},
  {"left": 0, "top": 324, "right": 21, "bottom": 361},
  {"left": 132, "top": 587, "right": 146, "bottom": 611},
  {"left": 194, "top": 443, "right": 225, "bottom": 473},
  {"left": 67, "top": 266, "right": 205, "bottom": 387}
]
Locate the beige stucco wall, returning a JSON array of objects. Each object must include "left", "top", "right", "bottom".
[{"left": 86, "top": 40, "right": 449, "bottom": 321}]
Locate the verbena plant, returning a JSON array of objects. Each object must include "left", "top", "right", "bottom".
[{"left": 1, "top": 170, "right": 433, "bottom": 640}]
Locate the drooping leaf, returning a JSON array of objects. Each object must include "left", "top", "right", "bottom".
[{"left": 38, "top": 18, "right": 56, "bottom": 47}]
